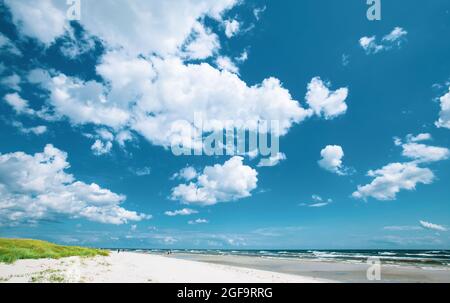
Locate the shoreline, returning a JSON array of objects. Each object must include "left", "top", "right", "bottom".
[
  {"left": 1, "top": 251, "right": 449, "bottom": 283},
  {"left": 166, "top": 252, "right": 450, "bottom": 283}
]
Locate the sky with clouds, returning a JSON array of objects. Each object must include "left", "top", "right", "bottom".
[{"left": 0, "top": 0, "right": 449, "bottom": 249}]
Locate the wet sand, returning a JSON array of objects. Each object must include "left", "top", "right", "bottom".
[{"left": 168, "top": 253, "right": 450, "bottom": 283}]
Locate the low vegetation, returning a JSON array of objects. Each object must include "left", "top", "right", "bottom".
[{"left": 0, "top": 238, "right": 108, "bottom": 264}]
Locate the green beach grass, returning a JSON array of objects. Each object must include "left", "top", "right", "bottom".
[{"left": 0, "top": 238, "right": 109, "bottom": 264}]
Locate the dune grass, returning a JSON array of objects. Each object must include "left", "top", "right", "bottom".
[{"left": 0, "top": 238, "right": 109, "bottom": 264}]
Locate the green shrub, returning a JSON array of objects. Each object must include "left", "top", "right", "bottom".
[{"left": 0, "top": 238, "right": 109, "bottom": 264}]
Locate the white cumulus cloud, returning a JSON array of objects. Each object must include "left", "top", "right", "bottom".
[
  {"left": 257, "top": 152, "right": 286, "bottom": 167},
  {"left": 5, "top": 0, "right": 237, "bottom": 56},
  {"left": 172, "top": 167, "right": 198, "bottom": 181},
  {"left": 406, "top": 133, "right": 431, "bottom": 143},
  {"left": 4, "top": 0, "right": 67, "bottom": 45},
  {"left": 395, "top": 134, "right": 449, "bottom": 163},
  {"left": 182, "top": 22, "right": 220, "bottom": 60},
  {"left": 318, "top": 145, "right": 348, "bottom": 175},
  {"left": 171, "top": 156, "right": 257, "bottom": 206},
  {"left": 224, "top": 19, "right": 240, "bottom": 38},
  {"left": 401, "top": 142, "right": 449, "bottom": 163},
  {"left": 435, "top": 88, "right": 450, "bottom": 129},
  {"left": 91, "top": 139, "right": 113, "bottom": 156},
  {"left": 353, "top": 134, "right": 449, "bottom": 201},
  {"left": 305, "top": 77, "right": 348, "bottom": 119},
  {"left": 1, "top": 73, "right": 21, "bottom": 91},
  {"left": 0, "top": 32, "right": 22, "bottom": 56},
  {"left": 29, "top": 56, "right": 312, "bottom": 151},
  {"left": 352, "top": 162, "right": 434, "bottom": 201},
  {"left": 11, "top": 121, "right": 47, "bottom": 136},
  {"left": 4, "top": 93, "right": 33, "bottom": 115},
  {"left": 0, "top": 144, "right": 149, "bottom": 225},
  {"left": 5, "top": 1, "right": 345, "bottom": 156},
  {"left": 216, "top": 56, "right": 239, "bottom": 74}
]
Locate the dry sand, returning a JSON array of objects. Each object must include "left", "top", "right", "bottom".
[{"left": 0, "top": 251, "right": 331, "bottom": 283}]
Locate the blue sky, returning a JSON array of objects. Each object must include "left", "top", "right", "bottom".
[{"left": 0, "top": 0, "right": 450, "bottom": 249}]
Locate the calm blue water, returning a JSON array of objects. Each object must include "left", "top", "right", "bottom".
[{"left": 118, "top": 249, "right": 450, "bottom": 267}]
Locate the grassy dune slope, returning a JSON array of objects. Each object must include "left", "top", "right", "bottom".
[{"left": 0, "top": 238, "right": 108, "bottom": 263}]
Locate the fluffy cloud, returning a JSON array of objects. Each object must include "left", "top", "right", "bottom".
[
  {"left": 435, "top": 88, "right": 450, "bottom": 129},
  {"left": 81, "top": 0, "right": 237, "bottom": 57},
  {"left": 84, "top": 128, "right": 130, "bottom": 156},
  {"left": 131, "top": 167, "right": 151, "bottom": 177},
  {"left": 352, "top": 162, "right": 434, "bottom": 201},
  {"left": 171, "top": 156, "right": 257, "bottom": 205},
  {"left": 30, "top": 56, "right": 311, "bottom": 150},
  {"left": 215, "top": 56, "right": 239, "bottom": 74},
  {"left": 96, "top": 129, "right": 114, "bottom": 141},
  {"left": 359, "top": 27, "right": 407, "bottom": 54},
  {"left": 165, "top": 208, "right": 198, "bottom": 216},
  {"left": 4, "top": 0, "right": 67, "bottom": 45},
  {"left": 1, "top": 73, "right": 21, "bottom": 91},
  {"left": 354, "top": 134, "right": 449, "bottom": 201},
  {"left": 235, "top": 50, "right": 248, "bottom": 63},
  {"left": 396, "top": 134, "right": 449, "bottom": 163},
  {"left": 257, "top": 152, "right": 286, "bottom": 167},
  {"left": 6, "top": 1, "right": 344, "bottom": 155},
  {"left": 305, "top": 77, "right": 348, "bottom": 119},
  {"left": 172, "top": 167, "right": 198, "bottom": 181},
  {"left": 0, "top": 33, "right": 22, "bottom": 56},
  {"left": 318, "top": 145, "right": 348, "bottom": 175},
  {"left": 359, "top": 36, "right": 382, "bottom": 54},
  {"left": 383, "top": 27, "right": 408, "bottom": 43},
  {"left": 115, "top": 130, "right": 134, "bottom": 147},
  {"left": 134, "top": 58, "right": 311, "bottom": 143},
  {"left": 182, "top": 22, "right": 220, "bottom": 60},
  {"left": 11, "top": 121, "right": 47, "bottom": 136},
  {"left": 58, "top": 30, "right": 97, "bottom": 60},
  {"left": 224, "top": 19, "right": 240, "bottom": 38},
  {"left": 419, "top": 220, "right": 447, "bottom": 232},
  {"left": 5, "top": 0, "right": 236, "bottom": 56},
  {"left": 4, "top": 91, "right": 56, "bottom": 121},
  {"left": 401, "top": 142, "right": 449, "bottom": 163},
  {"left": 0, "top": 144, "right": 148, "bottom": 225},
  {"left": 405, "top": 133, "right": 431, "bottom": 143},
  {"left": 28, "top": 69, "right": 130, "bottom": 128},
  {"left": 4, "top": 93, "right": 33, "bottom": 115},
  {"left": 91, "top": 139, "right": 113, "bottom": 156}
]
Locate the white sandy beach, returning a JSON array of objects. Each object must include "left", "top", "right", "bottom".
[{"left": 0, "top": 252, "right": 331, "bottom": 283}]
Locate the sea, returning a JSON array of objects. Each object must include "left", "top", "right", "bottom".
[{"left": 119, "top": 249, "right": 450, "bottom": 267}]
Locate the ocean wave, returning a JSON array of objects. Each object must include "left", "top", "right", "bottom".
[
  {"left": 147, "top": 249, "right": 450, "bottom": 267},
  {"left": 378, "top": 252, "right": 397, "bottom": 256}
]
